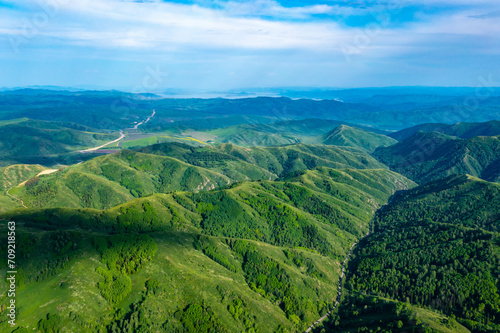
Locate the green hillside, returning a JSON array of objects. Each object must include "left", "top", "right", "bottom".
[
  {"left": 207, "top": 119, "right": 391, "bottom": 147},
  {"left": 9, "top": 142, "right": 387, "bottom": 210},
  {"left": 139, "top": 142, "right": 387, "bottom": 176},
  {"left": 12, "top": 151, "right": 235, "bottom": 210},
  {"left": 318, "top": 292, "right": 470, "bottom": 333},
  {"left": 388, "top": 123, "right": 451, "bottom": 141},
  {"left": 209, "top": 124, "right": 301, "bottom": 146},
  {"left": 0, "top": 119, "right": 120, "bottom": 166},
  {"left": 321, "top": 125, "right": 397, "bottom": 152},
  {"left": 0, "top": 164, "right": 47, "bottom": 212},
  {"left": 374, "top": 131, "right": 500, "bottom": 184},
  {"left": 0, "top": 168, "right": 415, "bottom": 332},
  {"left": 346, "top": 175, "right": 500, "bottom": 332}
]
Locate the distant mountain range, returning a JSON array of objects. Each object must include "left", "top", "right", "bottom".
[
  {"left": 390, "top": 120, "right": 500, "bottom": 141},
  {"left": 2, "top": 88, "right": 500, "bottom": 131}
]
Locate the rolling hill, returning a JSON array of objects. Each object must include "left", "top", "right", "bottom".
[
  {"left": 139, "top": 142, "right": 388, "bottom": 177},
  {"left": 0, "top": 119, "right": 120, "bottom": 166},
  {"left": 373, "top": 131, "right": 500, "bottom": 184},
  {"left": 0, "top": 164, "right": 47, "bottom": 212},
  {"left": 208, "top": 123, "right": 301, "bottom": 146},
  {"left": 321, "top": 125, "right": 397, "bottom": 152},
  {"left": 206, "top": 119, "right": 391, "bottom": 147},
  {"left": 9, "top": 142, "right": 387, "bottom": 210},
  {"left": 0, "top": 168, "right": 415, "bottom": 332}
]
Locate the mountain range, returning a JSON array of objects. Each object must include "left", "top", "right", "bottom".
[{"left": 1, "top": 89, "right": 500, "bottom": 333}]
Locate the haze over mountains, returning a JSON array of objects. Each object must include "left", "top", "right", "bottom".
[
  {"left": 1, "top": 87, "right": 500, "bottom": 332},
  {"left": 2, "top": 87, "right": 500, "bottom": 131}
]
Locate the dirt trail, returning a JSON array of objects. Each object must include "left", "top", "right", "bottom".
[{"left": 304, "top": 241, "right": 358, "bottom": 332}]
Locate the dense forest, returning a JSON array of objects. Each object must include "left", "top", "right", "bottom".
[{"left": 346, "top": 175, "right": 500, "bottom": 332}]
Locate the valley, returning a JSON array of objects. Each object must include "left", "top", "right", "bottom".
[{"left": 0, "top": 88, "right": 499, "bottom": 333}]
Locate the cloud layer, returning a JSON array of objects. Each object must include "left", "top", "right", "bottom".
[{"left": 0, "top": 0, "right": 499, "bottom": 89}]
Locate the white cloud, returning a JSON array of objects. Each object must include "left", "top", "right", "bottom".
[{"left": 1, "top": 0, "right": 499, "bottom": 88}]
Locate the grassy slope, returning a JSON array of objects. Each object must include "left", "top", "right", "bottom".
[
  {"left": 11, "top": 142, "right": 387, "bottom": 210},
  {"left": 209, "top": 143, "right": 388, "bottom": 176},
  {"left": 207, "top": 119, "right": 391, "bottom": 147},
  {"left": 209, "top": 124, "right": 301, "bottom": 146},
  {"left": 0, "top": 118, "right": 29, "bottom": 126},
  {"left": 14, "top": 151, "right": 234, "bottom": 210},
  {"left": 0, "top": 168, "right": 415, "bottom": 332},
  {"left": 0, "top": 164, "right": 47, "bottom": 212},
  {"left": 321, "top": 125, "right": 397, "bottom": 152}
]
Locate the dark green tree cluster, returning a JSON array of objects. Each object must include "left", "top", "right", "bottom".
[
  {"left": 227, "top": 297, "right": 260, "bottom": 332},
  {"left": 321, "top": 294, "right": 451, "bottom": 333},
  {"left": 230, "top": 240, "right": 319, "bottom": 326},
  {"left": 36, "top": 313, "right": 63, "bottom": 333},
  {"left": 94, "top": 234, "right": 158, "bottom": 274},
  {"left": 96, "top": 267, "right": 132, "bottom": 304},
  {"left": 192, "top": 191, "right": 265, "bottom": 240},
  {"left": 350, "top": 221, "right": 500, "bottom": 331},
  {"left": 175, "top": 303, "right": 228, "bottom": 333},
  {"left": 193, "top": 236, "right": 239, "bottom": 273},
  {"left": 116, "top": 201, "right": 177, "bottom": 232},
  {"left": 93, "top": 235, "right": 158, "bottom": 305},
  {"left": 283, "top": 183, "right": 359, "bottom": 236}
]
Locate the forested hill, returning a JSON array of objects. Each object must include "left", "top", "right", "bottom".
[
  {"left": 204, "top": 119, "right": 391, "bottom": 147},
  {"left": 373, "top": 131, "right": 500, "bottom": 184},
  {"left": 0, "top": 119, "right": 119, "bottom": 166},
  {"left": 341, "top": 174, "right": 500, "bottom": 332},
  {"left": 0, "top": 168, "right": 415, "bottom": 332},
  {"left": 390, "top": 120, "right": 500, "bottom": 141},
  {"left": 7, "top": 142, "right": 387, "bottom": 211},
  {"left": 321, "top": 125, "right": 397, "bottom": 152}
]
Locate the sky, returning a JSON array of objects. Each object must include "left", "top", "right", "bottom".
[{"left": 0, "top": 0, "right": 499, "bottom": 91}]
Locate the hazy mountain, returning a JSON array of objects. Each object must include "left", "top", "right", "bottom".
[{"left": 391, "top": 120, "right": 500, "bottom": 141}]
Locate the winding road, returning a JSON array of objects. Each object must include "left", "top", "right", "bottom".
[
  {"left": 79, "top": 130, "right": 125, "bottom": 153},
  {"left": 79, "top": 109, "right": 156, "bottom": 153},
  {"left": 133, "top": 109, "right": 155, "bottom": 129}
]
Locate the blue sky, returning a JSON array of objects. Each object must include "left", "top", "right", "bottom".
[{"left": 0, "top": 0, "right": 499, "bottom": 90}]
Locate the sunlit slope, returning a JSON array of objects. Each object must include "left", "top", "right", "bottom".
[
  {"left": 0, "top": 164, "right": 47, "bottom": 212},
  {"left": 0, "top": 119, "right": 120, "bottom": 166},
  {"left": 10, "top": 142, "right": 390, "bottom": 210},
  {"left": 322, "top": 125, "right": 397, "bottom": 152},
  {"left": 0, "top": 168, "right": 415, "bottom": 332}
]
